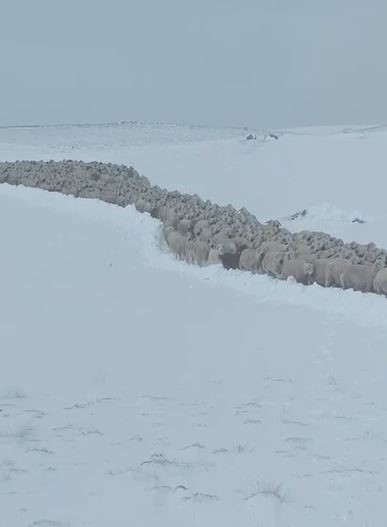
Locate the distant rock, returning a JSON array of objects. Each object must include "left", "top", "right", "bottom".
[
  {"left": 288, "top": 209, "right": 308, "bottom": 221},
  {"left": 263, "top": 133, "right": 279, "bottom": 141}
]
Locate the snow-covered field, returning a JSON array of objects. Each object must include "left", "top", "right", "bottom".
[{"left": 1, "top": 122, "right": 387, "bottom": 526}]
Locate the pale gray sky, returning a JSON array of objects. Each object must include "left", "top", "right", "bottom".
[{"left": 1, "top": 0, "right": 386, "bottom": 128}]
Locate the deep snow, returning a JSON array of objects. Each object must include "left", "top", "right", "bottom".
[{"left": 1, "top": 122, "right": 387, "bottom": 527}]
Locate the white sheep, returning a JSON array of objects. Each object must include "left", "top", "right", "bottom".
[
  {"left": 239, "top": 248, "right": 260, "bottom": 273},
  {"left": 193, "top": 219, "right": 209, "bottom": 236},
  {"left": 158, "top": 206, "right": 177, "bottom": 227},
  {"left": 325, "top": 258, "right": 352, "bottom": 288},
  {"left": 256, "top": 241, "right": 286, "bottom": 272},
  {"left": 164, "top": 208, "right": 178, "bottom": 227},
  {"left": 339, "top": 263, "right": 378, "bottom": 292},
  {"left": 261, "top": 249, "right": 289, "bottom": 278},
  {"left": 186, "top": 240, "right": 209, "bottom": 266},
  {"left": 198, "top": 226, "right": 213, "bottom": 243},
  {"left": 177, "top": 219, "right": 192, "bottom": 235},
  {"left": 208, "top": 248, "right": 222, "bottom": 266},
  {"left": 313, "top": 258, "right": 330, "bottom": 287},
  {"left": 373, "top": 267, "right": 387, "bottom": 295},
  {"left": 162, "top": 224, "right": 175, "bottom": 244},
  {"left": 217, "top": 239, "right": 238, "bottom": 256},
  {"left": 134, "top": 198, "right": 147, "bottom": 212},
  {"left": 167, "top": 230, "right": 187, "bottom": 260},
  {"left": 281, "top": 258, "right": 314, "bottom": 285},
  {"left": 184, "top": 239, "right": 195, "bottom": 264}
]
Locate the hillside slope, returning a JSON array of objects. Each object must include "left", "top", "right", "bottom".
[{"left": 1, "top": 123, "right": 387, "bottom": 526}]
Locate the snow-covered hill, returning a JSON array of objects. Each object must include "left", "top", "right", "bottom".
[{"left": 1, "top": 122, "right": 387, "bottom": 527}]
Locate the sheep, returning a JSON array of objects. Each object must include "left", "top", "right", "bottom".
[
  {"left": 183, "top": 239, "right": 195, "bottom": 264},
  {"left": 260, "top": 225, "right": 281, "bottom": 241},
  {"left": 265, "top": 219, "right": 281, "bottom": 228},
  {"left": 198, "top": 226, "right": 213, "bottom": 243},
  {"left": 313, "top": 258, "right": 330, "bottom": 287},
  {"left": 134, "top": 198, "right": 147, "bottom": 212},
  {"left": 193, "top": 219, "right": 209, "bottom": 236},
  {"left": 164, "top": 208, "right": 178, "bottom": 227},
  {"left": 162, "top": 224, "right": 175, "bottom": 244},
  {"left": 217, "top": 239, "right": 240, "bottom": 270},
  {"left": 339, "top": 263, "right": 379, "bottom": 292},
  {"left": 186, "top": 240, "right": 209, "bottom": 266},
  {"left": 375, "top": 253, "right": 387, "bottom": 268},
  {"left": 325, "top": 258, "right": 352, "bottom": 288},
  {"left": 167, "top": 230, "right": 187, "bottom": 260},
  {"left": 271, "top": 228, "right": 293, "bottom": 245},
  {"left": 251, "top": 232, "right": 264, "bottom": 249},
  {"left": 373, "top": 267, "right": 387, "bottom": 295},
  {"left": 213, "top": 230, "right": 235, "bottom": 246},
  {"left": 319, "top": 247, "right": 342, "bottom": 260},
  {"left": 156, "top": 205, "right": 177, "bottom": 227},
  {"left": 3, "top": 169, "right": 21, "bottom": 185},
  {"left": 208, "top": 248, "right": 222, "bottom": 266},
  {"left": 261, "top": 248, "right": 292, "bottom": 278},
  {"left": 215, "top": 238, "right": 236, "bottom": 253},
  {"left": 142, "top": 201, "right": 155, "bottom": 214},
  {"left": 255, "top": 241, "right": 286, "bottom": 272},
  {"left": 239, "top": 248, "right": 260, "bottom": 273},
  {"left": 293, "top": 242, "right": 313, "bottom": 259},
  {"left": 78, "top": 187, "right": 101, "bottom": 200},
  {"left": 261, "top": 250, "right": 281, "bottom": 277},
  {"left": 177, "top": 219, "right": 192, "bottom": 235},
  {"left": 281, "top": 258, "right": 314, "bottom": 285}
]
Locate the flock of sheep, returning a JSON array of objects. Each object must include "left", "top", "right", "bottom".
[
  {"left": 1, "top": 159, "right": 386, "bottom": 297},
  {"left": 163, "top": 215, "right": 387, "bottom": 296}
]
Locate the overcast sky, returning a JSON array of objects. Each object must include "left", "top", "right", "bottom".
[{"left": 1, "top": 0, "right": 386, "bottom": 129}]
